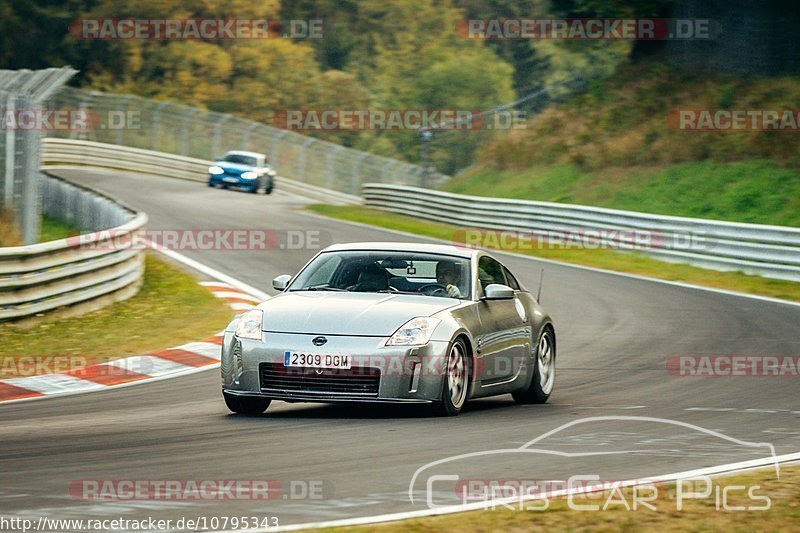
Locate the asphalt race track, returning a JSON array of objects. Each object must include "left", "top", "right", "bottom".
[{"left": 2, "top": 169, "right": 799, "bottom": 528}]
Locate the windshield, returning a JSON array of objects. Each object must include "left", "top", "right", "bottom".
[
  {"left": 222, "top": 153, "right": 258, "bottom": 166},
  {"left": 288, "top": 251, "right": 471, "bottom": 299}
]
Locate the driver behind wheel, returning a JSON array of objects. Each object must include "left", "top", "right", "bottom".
[{"left": 436, "top": 261, "right": 463, "bottom": 298}]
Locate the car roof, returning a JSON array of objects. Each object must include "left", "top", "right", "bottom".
[
  {"left": 224, "top": 150, "right": 266, "bottom": 159},
  {"left": 321, "top": 242, "right": 478, "bottom": 259}
]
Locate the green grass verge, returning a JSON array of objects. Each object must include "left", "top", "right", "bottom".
[
  {"left": 0, "top": 214, "right": 82, "bottom": 246},
  {"left": 453, "top": 62, "right": 800, "bottom": 228},
  {"left": 0, "top": 254, "right": 234, "bottom": 378},
  {"left": 324, "top": 465, "right": 800, "bottom": 532},
  {"left": 444, "top": 160, "right": 800, "bottom": 227},
  {"left": 39, "top": 216, "right": 81, "bottom": 242},
  {"left": 306, "top": 204, "right": 800, "bottom": 303}
]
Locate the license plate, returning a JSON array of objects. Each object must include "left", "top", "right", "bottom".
[
  {"left": 284, "top": 351, "right": 351, "bottom": 369},
  {"left": 223, "top": 177, "right": 239, "bottom": 183}
]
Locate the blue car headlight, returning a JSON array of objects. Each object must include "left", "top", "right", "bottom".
[
  {"left": 209, "top": 165, "right": 224, "bottom": 175},
  {"left": 241, "top": 171, "right": 258, "bottom": 180}
]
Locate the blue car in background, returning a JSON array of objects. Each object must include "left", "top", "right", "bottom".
[{"left": 208, "top": 150, "right": 276, "bottom": 194}]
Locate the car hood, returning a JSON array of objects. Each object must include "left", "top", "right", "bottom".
[
  {"left": 217, "top": 162, "right": 253, "bottom": 174},
  {"left": 257, "top": 292, "right": 461, "bottom": 336}
]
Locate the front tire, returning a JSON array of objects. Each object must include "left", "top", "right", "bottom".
[
  {"left": 513, "top": 328, "right": 555, "bottom": 404},
  {"left": 436, "top": 338, "right": 469, "bottom": 416},
  {"left": 224, "top": 392, "right": 271, "bottom": 415}
]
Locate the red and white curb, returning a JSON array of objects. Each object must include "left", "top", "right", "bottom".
[{"left": 0, "top": 282, "right": 262, "bottom": 405}]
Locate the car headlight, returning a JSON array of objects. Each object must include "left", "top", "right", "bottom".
[
  {"left": 241, "top": 171, "right": 258, "bottom": 180},
  {"left": 386, "top": 317, "right": 441, "bottom": 346},
  {"left": 209, "top": 165, "right": 224, "bottom": 175},
  {"left": 235, "top": 309, "right": 263, "bottom": 340}
]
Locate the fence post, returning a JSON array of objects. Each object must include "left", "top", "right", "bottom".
[
  {"left": 115, "top": 95, "right": 132, "bottom": 146},
  {"left": 352, "top": 152, "right": 369, "bottom": 195},
  {"left": 326, "top": 146, "right": 343, "bottom": 189},
  {"left": 150, "top": 101, "right": 169, "bottom": 151},
  {"left": 270, "top": 130, "right": 289, "bottom": 170},
  {"left": 180, "top": 108, "right": 197, "bottom": 156},
  {"left": 19, "top": 95, "right": 41, "bottom": 244},
  {"left": 71, "top": 90, "right": 94, "bottom": 141},
  {"left": 296, "top": 137, "right": 315, "bottom": 182},
  {"left": 2, "top": 90, "right": 15, "bottom": 205},
  {"left": 212, "top": 115, "right": 229, "bottom": 157}
]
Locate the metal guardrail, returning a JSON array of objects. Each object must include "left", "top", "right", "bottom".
[
  {"left": 0, "top": 173, "right": 146, "bottom": 321},
  {"left": 49, "top": 87, "right": 450, "bottom": 194},
  {"left": 41, "top": 138, "right": 361, "bottom": 205},
  {"left": 363, "top": 183, "right": 800, "bottom": 282}
]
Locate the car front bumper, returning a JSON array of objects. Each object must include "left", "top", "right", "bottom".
[
  {"left": 221, "top": 331, "right": 450, "bottom": 404},
  {"left": 209, "top": 174, "right": 259, "bottom": 189}
]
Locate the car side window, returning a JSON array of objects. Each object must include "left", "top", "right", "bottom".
[
  {"left": 477, "top": 256, "right": 507, "bottom": 291},
  {"left": 502, "top": 266, "right": 520, "bottom": 290}
]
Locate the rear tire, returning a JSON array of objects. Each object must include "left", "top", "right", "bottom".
[
  {"left": 435, "top": 338, "right": 469, "bottom": 416},
  {"left": 512, "top": 328, "right": 555, "bottom": 404},
  {"left": 224, "top": 393, "right": 271, "bottom": 415}
]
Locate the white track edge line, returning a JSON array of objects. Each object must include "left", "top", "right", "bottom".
[
  {"left": 153, "top": 247, "right": 270, "bottom": 301},
  {"left": 251, "top": 452, "right": 800, "bottom": 532}
]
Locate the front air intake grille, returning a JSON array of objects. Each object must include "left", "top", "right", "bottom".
[{"left": 259, "top": 362, "right": 380, "bottom": 396}]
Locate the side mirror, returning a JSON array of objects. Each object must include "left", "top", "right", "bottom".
[
  {"left": 272, "top": 274, "right": 291, "bottom": 291},
  {"left": 482, "top": 283, "right": 515, "bottom": 300},
  {"left": 214, "top": 157, "right": 223, "bottom": 162}
]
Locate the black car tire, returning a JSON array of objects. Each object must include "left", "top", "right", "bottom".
[
  {"left": 512, "top": 328, "right": 555, "bottom": 404},
  {"left": 223, "top": 392, "right": 271, "bottom": 415},
  {"left": 435, "top": 338, "right": 470, "bottom": 416}
]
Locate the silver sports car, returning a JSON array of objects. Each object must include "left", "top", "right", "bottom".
[{"left": 221, "top": 242, "right": 556, "bottom": 416}]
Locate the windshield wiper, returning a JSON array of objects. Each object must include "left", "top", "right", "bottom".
[{"left": 301, "top": 287, "right": 347, "bottom": 292}]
